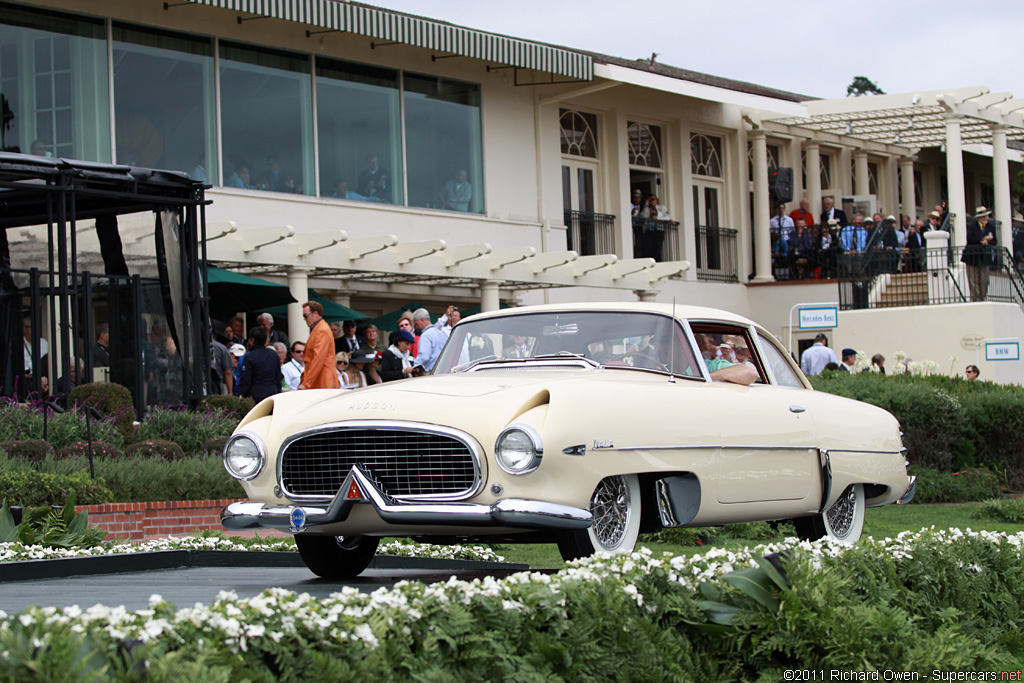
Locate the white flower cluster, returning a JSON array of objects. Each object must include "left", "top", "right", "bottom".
[
  {"left": 4, "top": 526, "right": 1019, "bottom": 657},
  {"left": 0, "top": 536, "right": 504, "bottom": 564}
]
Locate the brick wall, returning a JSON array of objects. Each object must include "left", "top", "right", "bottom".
[{"left": 77, "top": 499, "right": 243, "bottom": 541}]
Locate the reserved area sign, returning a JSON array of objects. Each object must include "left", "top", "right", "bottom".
[
  {"left": 985, "top": 341, "right": 1020, "bottom": 362},
  {"left": 797, "top": 306, "right": 839, "bottom": 330}
]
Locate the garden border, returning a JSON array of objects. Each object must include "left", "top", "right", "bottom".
[{"left": 0, "top": 550, "right": 530, "bottom": 582}]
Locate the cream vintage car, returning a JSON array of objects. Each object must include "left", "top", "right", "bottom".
[{"left": 222, "top": 303, "right": 916, "bottom": 578}]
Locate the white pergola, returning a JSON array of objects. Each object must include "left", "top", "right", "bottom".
[
  {"left": 204, "top": 222, "right": 690, "bottom": 343},
  {"left": 751, "top": 87, "right": 1024, "bottom": 268}
]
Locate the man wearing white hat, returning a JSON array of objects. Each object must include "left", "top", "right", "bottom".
[{"left": 961, "top": 206, "right": 997, "bottom": 301}]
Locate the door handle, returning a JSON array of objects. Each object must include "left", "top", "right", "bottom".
[{"left": 788, "top": 405, "right": 806, "bottom": 413}]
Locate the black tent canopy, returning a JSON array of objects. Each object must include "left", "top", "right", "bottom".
[{"left": 0, "top": 152, "right": 210, "bottom": 415}]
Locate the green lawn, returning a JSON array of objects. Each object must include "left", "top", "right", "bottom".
[{"left": 494, "top": 502, "right": 1024, "bottom": 569}]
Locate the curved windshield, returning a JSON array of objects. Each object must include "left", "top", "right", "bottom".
[{"left": 433, "top": 310, "right": 701, "bottom": 377}]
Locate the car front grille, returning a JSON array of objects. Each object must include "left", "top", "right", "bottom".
[{"left": 280, "top": 426, "right": 480, "bottom": 500}]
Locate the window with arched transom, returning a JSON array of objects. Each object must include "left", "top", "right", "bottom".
[
  {"left": 627, "top": 121, "right": 662, "bottom": 168},
  {"left": 560, "top": 109, "right": 598, "bottom": 158},
  {"left": 691, "top": 133, "right": 723, "bottom": 178}
]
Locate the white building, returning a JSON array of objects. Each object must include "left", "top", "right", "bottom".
[{"left": 5, "top": 0, "right": 1024, "bottom": 382}]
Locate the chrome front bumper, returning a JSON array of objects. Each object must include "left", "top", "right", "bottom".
[{"left": 222, "top": 465, "right": 592, "bottom": 533}]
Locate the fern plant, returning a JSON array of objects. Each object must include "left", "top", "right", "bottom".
[{"left": 0, "top": 494, "right": 107, "bottom": 549}]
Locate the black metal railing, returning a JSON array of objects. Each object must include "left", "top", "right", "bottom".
[
  {"left": 564, "top": 210, "right": 616, "bottom": 256},
  {"left": 838, "top": 245, "right": 1024, "bottom": 311},
  {"left": 695, "top": 225, "right": 739, "bottom": 283},
  {"left": 769, "top": 226, "right": 843, "bottom": 281},
  {"left": 632, "top": 217, "right": 679, "bottom": 262}
]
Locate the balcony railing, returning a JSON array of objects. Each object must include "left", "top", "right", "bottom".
[
  {"left": 564, "top": 210, "right": 615, "bottom": 256},
  {"left": 838, "top": 245, "right": 1024, "bottom": 311},
  {"left": 632, "top": 217, "right": 679, "bottom": 262},
  {"left": 695, "top": 225, "right": 739, "bottom": 283}
]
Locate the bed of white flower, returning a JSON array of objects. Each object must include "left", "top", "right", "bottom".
[
  {"left": 0, "top": 537, "right": 505, "bottom": 564},
  {"left": 2, "top": 527, "right": 1023, "bottom": 678}
]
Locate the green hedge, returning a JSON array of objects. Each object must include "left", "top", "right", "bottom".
[
  {"left": 4, "top": 453, "right": 242, "bottom": 503},
  {"left": 136, "top": 407, "right": 239, "bottom": 457},
  {"left": 0, "top": 470, "right": 113, "bottom": 506},
  {"left": 812, "top": 372, "right": 1024, "bottom": 488}
]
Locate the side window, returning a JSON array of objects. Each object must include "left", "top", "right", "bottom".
[
  {"left": 690, "top": 324, "right": 766, "bottom": 383},
  {"left": 757, "top": 332, "right": 804, "bottom": 388}
]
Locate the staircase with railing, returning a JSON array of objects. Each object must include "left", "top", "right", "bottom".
[{"left": 838, "top": 214, "right": 1024, "bottom": 313}]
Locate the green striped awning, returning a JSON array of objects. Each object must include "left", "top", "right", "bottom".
[{"left": 185, "top": 0, "right": 593, "bottom": 80}]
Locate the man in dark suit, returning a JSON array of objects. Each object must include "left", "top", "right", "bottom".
[
  {"left": 961, "top": 206, "right": 997, "bottom": 301},
  {"left": 820, "top": 197, "right": 848, "bottom": 228},
  {"left": 237, "top": 327, "right": 283, "bottom": 403}
]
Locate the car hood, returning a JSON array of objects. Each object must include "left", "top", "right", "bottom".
[{"left": 240, "top": 370, "right": 600, "bottom": 438}]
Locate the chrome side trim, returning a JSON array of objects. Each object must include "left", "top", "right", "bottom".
[
  {"left": 276, "top": 420, "right": 485, "bottom": 503},
  {"left": 223, "top": 465, "right": 592, "bottom": 532},
  {"left": 825, "top": 448, "right": 905, "bottom": 456},
  {"left": 896, "top": 476, "right": 917, "bottom": 505},
  {"left": 618, "top": 444, "right": 720, "bottom": 452},
  {"left": 817, "top": 450, "right": 833, "bottom": 514}
]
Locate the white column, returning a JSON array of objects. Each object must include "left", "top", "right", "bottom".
[
  {"left": 900, "top": 157, "right": 916, "bottom": 221},
  {"left": 480, "top": 280, "right": 501, "bottom": 312},
  {"left": 286, "top": 268, "right": 310, "bottom": 344},
  {"left": 634, "top": 289, "right": 659, "bottom": 302},
  {"left": 944, "top": 114, "right": 967, "bottom": 246},
  {"left": 992, "top": 124, "right": 1013, "bottom": 252},
  {"left": 331, "top": 290, "right": 352, "bottom": 308},
  {"left": 805, "top": 141, "right": 822, "bottom": 220},
  {"left": 750, "top": 129, "right": 773, "bottom": 282},
  {"left": 853, "top": 150, "right": 869, "bottom": 198}
]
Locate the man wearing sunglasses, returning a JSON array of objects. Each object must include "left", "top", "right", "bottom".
[{"left": 298, "top": 301, "right": 340, "bottom": 390}]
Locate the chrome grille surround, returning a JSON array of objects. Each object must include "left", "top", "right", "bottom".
[{"left": 277, "top": 420, "right": 484, "bottom": 503}]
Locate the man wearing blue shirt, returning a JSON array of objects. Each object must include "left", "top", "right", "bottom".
[
  {"left": 413, "top": 307, "right": 448, "bottom": 372},
  {"left": 840, "top": 214, "right": 868, "bottom": 252}
]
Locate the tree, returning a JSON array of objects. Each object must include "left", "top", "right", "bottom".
[{"left": 846, "top": 76, "right": 885, "bottom": 97}]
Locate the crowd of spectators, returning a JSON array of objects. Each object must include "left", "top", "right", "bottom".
[
  {"left": 218, "top": 303, "right": 468, "bottom": 402},
  {"left": 769, "top": 198, "right": 965, "bottom": 281}
]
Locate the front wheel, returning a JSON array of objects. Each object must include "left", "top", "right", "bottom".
[
  {"left": 794, "top": 484, "right": 865, "bottom": 543},
  {"left": 558, "top": 474, "right": 641, "bottom": 562},
  {"left": 294, "top": 535, "right": 380, "bottom": 578}
]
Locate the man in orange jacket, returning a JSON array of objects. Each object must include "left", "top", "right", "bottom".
[{"left": 298, "top": 301, "right": 340, "bottom": 390}]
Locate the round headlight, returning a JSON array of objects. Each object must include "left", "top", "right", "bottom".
[
  {"left": 223, "top": 434, "right": 265, "bottom": 480},
  {"left": 495, "top": 426, "right": 543, "bottom": 475}
]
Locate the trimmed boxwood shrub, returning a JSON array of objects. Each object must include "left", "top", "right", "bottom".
[
  {"left": 68, "top": 382, "right": 136, "bottom": 443},
  {"left": 200, "top": 395, "right": 254, "bottom": 419},
  {"left": 0, "top": 439, "right": 54, "bottom": 462},
  {"left": 136, "top": 407, "right": 238, "bottom": 457},
  {"left": 0, "top": 470, "right": 113, "bottom": 506},
  {"left": 908, "top": 465, "right": 1002, "bottom": 503},
  {"left": 125, "top": 439, "right": 185, "bottom": 461},
  {"left": 58, "top": 441, "right": 122, "bottom": 460},
  {"left": 200, "top": 436, "right": 228, "bottom": 457},
  {"left": 812, "top": 372, "right": 1024, "bottom": 489}
]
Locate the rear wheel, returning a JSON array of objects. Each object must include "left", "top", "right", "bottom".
[
  {"left": 558, "top": 474, "right": 641, "bottom": 562},
  {"left": 794, "top": 484, "right": 865, "bottom": 543},
  {"left": 294, "top": 535, "right": 380, "bottom": 578}
]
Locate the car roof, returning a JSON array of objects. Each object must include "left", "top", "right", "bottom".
[{"left": 462, "top": 302, "right": 758, "bottom": 328}]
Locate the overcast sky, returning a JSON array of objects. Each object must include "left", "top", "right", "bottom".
[{"left": 368, "top": 0, "right": 1022, "bottom": 100}]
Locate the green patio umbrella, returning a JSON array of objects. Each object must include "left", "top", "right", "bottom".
[
  {"left": 206, "top": 265, "right": 297, "bottom": 319},
  {"left": 366, "top": 302, "right": 437, "bottom": 330},
  {"left": 261, "top": 290, "right": 366, "bottom": 322}
]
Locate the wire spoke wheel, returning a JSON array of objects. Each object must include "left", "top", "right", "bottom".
[
  {"left": 591, "top": 475, "right": 632, "bottom": 549},
  {"left": 794, "top": 483, "right": 865, "bottom": 543},
  {"left": 557, "top": 474, "right": 641, "bottom": 561}
]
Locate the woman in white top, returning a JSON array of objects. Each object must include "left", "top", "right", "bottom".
[{"left": 336, "top": 351, "right": 366, "bottom": 390}]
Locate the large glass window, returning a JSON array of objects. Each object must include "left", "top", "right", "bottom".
[
  {"left": 0, "top": 2, "right": 109, "bottom": 160},
  {"left": 219, "top": 41, "right": 313, "bottom": 195},
  {"left": 403, "top": 74, "right": 483, "bottom": 213},
  {"left": 112, "top": 24, "right": 215, "bottom": 178},
  {"left": 315, "top": 57, "right": 402, "bottom": 204}
]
